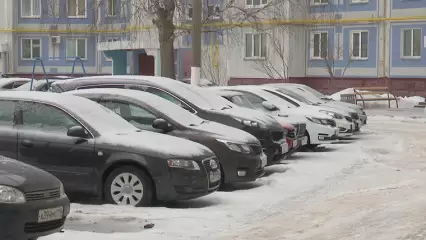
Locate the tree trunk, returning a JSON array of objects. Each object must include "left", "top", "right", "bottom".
[{"left": 157, "top": 20, "right": 176, "bottom": 79}]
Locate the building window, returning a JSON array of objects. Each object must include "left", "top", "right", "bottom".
[
  {"left": 312, "top": 32, "right": 328, "bottom": 58},
  {"left": 107, "top": 0, "right": 117, "bottom": 16},
  {"left": 351, "top": 31, "right": 368, "bottom": 59},
  {"left": 351, "top": 0, "right": 368, "bottom": 3},
  {"left": 402, "top": 29, "right": 421, "bottom": 58},
  {"left": 68, "top": 0, "right": 86, "bottom": 18},
  {"left": 246, "top": 0, "right": 267, "bottom": 8},
  {"left": 312, "top": 0, "right": 328, "bottom": 5},
  {"left": 245, "top": 32, "right": 267, "bottom": 59},
  {"left": 187, "top": 6, "right": 193, "bottom": 20},
  {"left": 47, "top": 0, "right": 60, "bottom": 18},
  {"left": 207, "top": 5, "right": 221, "bottom": 19},
  {"left": 21, "top": 0, "right": 41, "bottom": 18},
  {"left": 66, "top": 38, "right": 87, "bottom": 60},
  {"left": 21, "top": 39, "right": 41, "bottom": 60}
]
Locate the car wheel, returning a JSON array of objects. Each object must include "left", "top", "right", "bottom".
[{"left": 105, "top": 166, "right": 154, "bottom": 207}]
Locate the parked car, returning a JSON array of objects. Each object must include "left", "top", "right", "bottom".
[
  {"left": 257, "top": 85, "right": 357, "bottom": 136},
  {"left": 66, "top": 88, "right": 266, "bottom": 185},
  {"left": 0, "top": 156, "right": 70, "bottom": 240},
  {"left": 0, "top": 91, "right": 220, "bottom": 206},
  {"left": 0, "top": 78, "right": 31, "bottom": 91},
  {"left": 212, "top": 89, "right": 307, "bottom": 155},
  {"left": 50, "top": 76, "right": 288, "bottom": 166},
  {"left": 210, "top": 86, "right": 340, "bottom": 149},
  {"left": 179, "top": 78, "right": 217, "bottom": 87},
  {"left": 266, "top": 83, "right": 367, "bottom": 124}
]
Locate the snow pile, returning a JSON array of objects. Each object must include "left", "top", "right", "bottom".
[{"left": 330, "top": 88, "right": 425, "bottom": 109}]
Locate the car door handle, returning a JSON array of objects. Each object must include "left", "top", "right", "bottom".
[{"left": 21, "top": 140, "right": 34, "bottom": 148}]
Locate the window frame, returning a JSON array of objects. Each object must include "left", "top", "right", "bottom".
[
  {"left": 244, "top": 32, "right": 267, "bottom": 59},
  {"left": 401, "top": 28, "right": 422, "bottom": 59},
  {"left": 66, "top": 38, "right": 88, "bottom": 60},
  {"left": 311, "top": 31, "right": 329, "bottom": 59},
  {"left": 21, "top": 38, "right": 42, "bottom": 60},
  {"left": 67, "top": 0, "right": 87, "bottom": 18},
  {"left": 246, "top": 0, "right": 268, "bottom": 8},
  {"left": 107, "top": 0, "right": 117, "bottom": 16},
  {"left": 350, "top": 30, "right": 369, "bottom": 60},
  {"left": 312, "top": 0, "right": 328, "bottom": 6},
  {"left": 21, "top": 0, "right": 41, "bottom": 18}
]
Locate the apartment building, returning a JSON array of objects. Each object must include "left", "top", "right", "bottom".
[{"left": 229, "top": 0, "right": 426, "bottom": 95}]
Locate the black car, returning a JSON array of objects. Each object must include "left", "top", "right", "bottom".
[
  {"left": 50, "top": 76, "right": 287, "bottom": 165},
  {"left": 0, "top": 78, "right": 31, "bottom": 91},
  {"left": 0, "top": 156, "right": 70, "bottom": 240},
  {"left": 0, "top": 91, "right": 220, "bottom": 207},
  {"left": 67, "top": 88, "right": 267, "bottom": 185}
]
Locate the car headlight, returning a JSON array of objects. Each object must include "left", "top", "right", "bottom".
[
  {"left": 233, "top": 118, "right": 267, "bottom": 129},
  {"left": 59, "top": 182, "right": 66, "bottom": 197},
  {"left": 216, "top": 139, "right": 252, "bottom": 154},
  {"left": 306, "top": 116, "right": 329, "bottom": 125},
  {"left": 0, "top": 185, "right": 25, "bottom": 204},
  {"left": 319, "top": 110, "right": 343, "bottom": 119},
  {"left": 167, "top": 159, "right": 200, "bottom": 170}
]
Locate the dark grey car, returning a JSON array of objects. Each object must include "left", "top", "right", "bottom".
[
  {"left": 0, "top": 91, "right": 220, "bottom": 207},
  {"left": 0, "top": 156, "right": 70, "bottom": 240}
]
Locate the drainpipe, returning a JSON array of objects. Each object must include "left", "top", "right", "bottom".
[{"left": 382, "top": 0, "right": 388, "bottom": 85}]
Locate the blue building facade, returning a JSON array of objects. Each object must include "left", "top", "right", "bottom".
[{"left": 306, "top": 0, "right": 426, "bottom": 79}]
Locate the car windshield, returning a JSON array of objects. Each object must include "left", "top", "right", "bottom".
[
  {"left": 229, "top": 95, "right": 256, "bottom": 109},
  {"left": 13, "top": 80, "right": 47, "bottom": 91},
  {"left": 301, "top": 85, "right": 328, "bottom": 99},
  {"left": 168, "top": 82, "right": 233, "bottom": 111},
  {"left": 141, "top": 95, "right": 206, "bottom": 126},
  {"left": 275, "top": 88, "right": 315, "bottom": 104}
]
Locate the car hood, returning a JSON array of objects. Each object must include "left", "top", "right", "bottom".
[
  {"left": 278, "top": 107, "right": 333, "bottom": 120},
  {"left": 212, "top": 106, "right": 282, "bottom": 128},
  {"left": 189, "top": 121, "right": 260, "bottom": 145},
  {"left": 98, "top": 130, "right": 215, "bottom": 159},
  {"left": 0, "top": 156, "right": 61, "bottom": 193}
]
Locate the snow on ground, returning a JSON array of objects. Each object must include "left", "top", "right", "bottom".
[
  {"left": 330, "top": 88, "right": 425, "bottom": 109},
  {"left": 42, "top": 113, "right": 426, "bottom": 240}
]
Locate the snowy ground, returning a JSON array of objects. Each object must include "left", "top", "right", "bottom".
[{"left": 43, "top": 114, "right": 426, "bottom": 240}]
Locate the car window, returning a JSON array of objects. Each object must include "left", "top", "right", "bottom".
[
  {"left": 263, "top": 89, "right": 300, "bottom": 107},
  {"left": 101, "top": 100, "right": 158, "bottom": 131},
  {"left": 2, "top": 82, "right": 16, "bottom": 89},
  {"left": 234, "top": 91, "right": 266, "bottom": 109},
  {"left": 0, "top": 100, "right": 15, "bottom": 125},
  {"left": 12, "top": 81, "right": 29, "bottom": 88},
  {"left": 19, "top": 102, "right": 80, "bottom": 132},
  {"left": 146, "top": 87, "right": 195, "bottom": 113}
]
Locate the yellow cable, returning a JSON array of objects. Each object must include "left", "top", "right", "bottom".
[{"left": 4, "top": 15, "right": 426, "bottom": 33}]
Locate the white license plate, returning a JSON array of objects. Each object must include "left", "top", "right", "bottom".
[
  {"left": 301, "top": 136, "right": 308, "bottom": 145},
  {"left": 209, "top": 170, "right": 221, "bottom": 183},
  {"left": 260, "top": 152, "right": 267, "bottom": 167},
  {"left": 281, "top": 143, "right": 289, "bottom": 153},
  {"left": 293, "top": 140, "right": 298, "bottom": 148},
  {"left": 38, "top": 206, "right": 64, "bottom": 223}
]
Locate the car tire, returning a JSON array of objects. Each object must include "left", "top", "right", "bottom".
[{"left": 105, "top": 166, "right": 154, "bottom": 207}]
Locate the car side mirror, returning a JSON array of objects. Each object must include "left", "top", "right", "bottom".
[
  {"left": 262, "top": 101, "right": 279, "bottom": 111},
  {"left": 152, "top": 118, "right": 174, "bottom": 132},
  {"left": 67, "top": 126, "right": 89, "bottom": 138}
]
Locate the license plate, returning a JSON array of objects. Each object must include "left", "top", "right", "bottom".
[
  {"left": 335, "top": 129, "right": 339, "bottom": 135},
  {"left": 281, "top": 143, "right": 289, "bottom": 153},
  {"left": 293, "top": 140, "right": 298, "bottom": 148},
  {"left": 38, "top": 206, "right": 64, "bottom": 223},
  {"left": 301, "top": 136, "right": 308, "bottom": 145},
  {"left": 260, "top": 152, "right": 267, "bottom": 167},
  {"left": 209, "top": 170, "right": 221, "bottom": 183}
]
